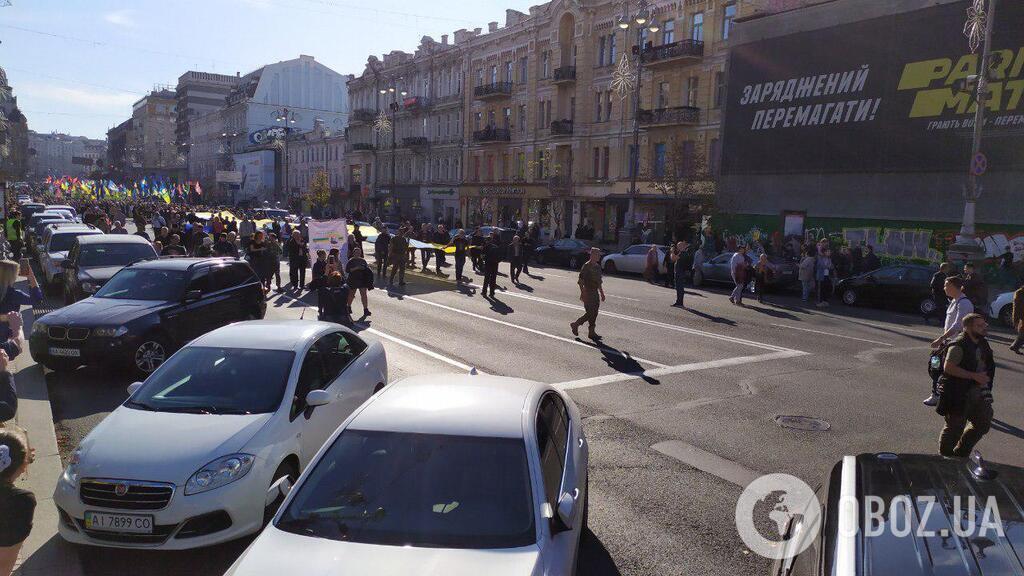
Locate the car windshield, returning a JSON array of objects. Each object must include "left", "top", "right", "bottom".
[
  {"left": 277, "top": 430, "right": 535, "bottom": 549},
  {"left": 126, "top": 347, "right": 294, "bottom": 415},
  {"left": 78, "top": 243, "right": 156, "bottom": 267},
  {"left": 49, "top": 233, "right": 95, "bottom": 253},
  {"left": 94, "top": 269, "right": 186, "bottom": 301}
]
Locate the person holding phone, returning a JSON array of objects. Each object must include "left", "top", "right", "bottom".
[{"left": 0, "top": 261, "right": 39, "bottom": 349}]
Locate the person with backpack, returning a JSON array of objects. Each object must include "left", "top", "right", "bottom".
[
  {"left": 935, "top": 313, "right": 994, "bottom": 457},
  {"left": 925, "top": 276, "right": 973, "bottom": 407}
]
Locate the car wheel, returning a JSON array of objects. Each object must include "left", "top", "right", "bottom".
[
  {"left": 536, "top": 252, "right": 546, "bottom": 265},
  {"left": 132, "top": 335, "right": 170, "bottom": 377},
  {"left": 264, "top": 461, "right": 298, "bottom": 524},
  {"left": 603, "top": 260, "right": 617, "bottom": 274},
  {"left": 568, "top": 256, "right": 579, "bottom": 269},
  {"left": 999, "top": 305, "right": 1013, "bottom": 327},
  {"left": 692, "top": 269, "right": 704, "bottom": 287},
  {"left": 919, "top": 297, "right": 937, "bottom": 316},
  {"left": 842, "top": 288, "right": 858, "bottom": 306}
]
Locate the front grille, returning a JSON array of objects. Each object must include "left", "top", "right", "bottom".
[
  {"left": 47, "top": 326, "right": 89, "bottom": 341},
  {"left": 48, "top": 326, "right": 67, "bottom": 340},
  {"left": 74, "top": 519, "right": 175, "bottom": 545},
  {"left": 80, "top": 479, "right": 175, "bottom": 511},
  {"left": 67, "top": 327, "right": 90, "bottom": 341}
]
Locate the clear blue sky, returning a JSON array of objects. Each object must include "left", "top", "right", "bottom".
[{"left": 1, "top": 0, "right": 539, "bottom": 139}]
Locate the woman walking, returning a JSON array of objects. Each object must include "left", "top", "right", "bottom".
[
  {"left": 644, "top": 245, "right": 660, "bottom": 284},
  {"left": 753, "top": 253, "right": 773, "bottom": 304},
  {"left": 345, "top": 247, "right": 373, "bottom": 318}
]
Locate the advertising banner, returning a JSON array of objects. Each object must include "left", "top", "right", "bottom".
[
  {"left": 307, "top": 218, "right": 349, "bottom": 269},
  {"left": 234, "top": 151, "right": 275, "bottom": 202},
  {"left": 722, "top": 0, "right": 1024, "bottom": 175}
]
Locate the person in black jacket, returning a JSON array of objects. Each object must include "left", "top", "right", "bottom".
[
  {"left": 374, "top": 228, "right": 391, "bottom": 277},
  {"left": 481, "top": 232, "right": 502, "bottom": 298},
  {"left": 286, "top": 234, "right": 309, "bottom": 291},
  {"left": 309, "top": 250, "right": 328, "bottom": 291},
  {"left": 449, "top": 230, "right": 469, "bottom": 283},
  {"left": 936, "top": 313, "right": 994, "bottom": 457},
  {"left": 317, "top": 272, "right": 352, "bottom": 326},
  {"left": 470, "top": 227, "right": 485, "bottom": 273},
  {"left": 925, "top": 263, "right": 951, "bottom": 325}
]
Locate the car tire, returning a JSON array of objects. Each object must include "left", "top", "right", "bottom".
[
  {"left": 568, "top": 256, "right": 579, "bottom": 270},
  {"left": 536, "top": 252, "right": 546, "bottom": 265},
  {"left": 603, "top": 260, "right": 617, "bottom": 274},
  {"left": 999, "top": 305, "right": 1013, "bottom": 327},
  {"left": 919, "top": 297, "right": 937, "bottom": 316},
  {"left": 264, "top": 461, "right": 298, "bottom": 525},
  {"left": 132, "top": 334, "right": 171, "bottom": 377},
  {"left": 842, "top": 288, "right": 858, "bottom": 306},
  {"left": 692, "top": 269, "right": 704, "bottom": 287}
]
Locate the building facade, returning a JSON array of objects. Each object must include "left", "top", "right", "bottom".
[
  {"left": 29, "top": 131, "right": 106, "bottom": 179},
  {"left": 287, "top": 120, "right": 347, "bottom": 211},
  {"left": 131, "top": 89, "right": 179, "bottom": 178},
  {"left": 175, "top": 71, "right": 241, "bottom": 168},
  {"left": 0, "top": 66, "right": 29, "bottom": 183}
]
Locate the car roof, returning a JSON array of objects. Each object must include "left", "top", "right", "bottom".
[
  {"left": 77, "top": 234, "right": 150, "bottom": 245},
  {"left": 350, "top": 374, "right": 545, "bottom": 438},
  {"left": 829, "top": 453, "right": 1024, "bottom": 576},
  {"left": 190, "top": 320, "right": 338, "bottom": 351},
  {"left": 49, "top": 227, "right": 100, "bottom": 235},
  {"left": 128, "top": 257, "right": 240, "bottom": 271}
]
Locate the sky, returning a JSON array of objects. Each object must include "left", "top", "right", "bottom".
[{"left": 1, "top": 0, "right": 540, "bottom": 139}]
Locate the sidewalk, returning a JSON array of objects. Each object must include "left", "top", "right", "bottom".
[{"left": 11, "top": 309, "right": 83, "bottom": 576}]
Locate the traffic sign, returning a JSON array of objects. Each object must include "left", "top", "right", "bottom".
[{"left": 971, "top": 152, "right": 987, "bottom": 176}]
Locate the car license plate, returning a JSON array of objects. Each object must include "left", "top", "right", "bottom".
[
  {"left": 49, "top": 347, "right": 81, "bottom": 358},
  {"left": 84, "top": 511, "right": 153, "bottom": 534}
]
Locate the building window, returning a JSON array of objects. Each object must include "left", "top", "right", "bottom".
[
  {"left": 519, "top": 56, "right": 529, "bottom": 83},
  {"left": 505, "top": 61, "right": 513, "bottom": 83},
  {"left": 518, "top": 105, "right": 527, "bottom": 134},
  {"left": 516, "top": 152, "right": 526, "bottom": 180},
  {"left": 627, "top": 144, "right": 637, "bottom": 178},
  {"left": 602, "top": 146, "right": 610, "bottom": 179},
  {"left": 723, "top": 4, "right": 736, "bottom": 40},
  {"left": 542, "top": 51, "right": 550, "bottom": 78},
  {"left": 610, "top": 34, "right": 617, "bottom": 64},
  {"left": 472, "top": 156, "right": 480, "bottom": 181},
  {"left": 663, "top": 19, "right": 675, "bottom": 44},
  {"left": 477, "top": 69, "right": 484, "bottom": 87},
  {"left": 488, "top": 110, "right": 496, "bottom": 128},
  {"left": 605, "top": 90, "right": 613, "bottom": 121},
  {"left": 594, "top": 92, "right": 603, "bottom": 122},
  {"left": 592, "top": 147, "right": 601, "bottom": 178},
  {"left": 714, "top": 71, "right": 726, "bottom": 108},
  {"left": 537, "top": 150, "right": 546, "bottom": 179},
  {"left": 598, "top": 36, "right": 606, "bottom": 67},
  {"left": 490, "top": 65, "right": 498, "bottom": 84},
  {"left": 657, "top": 82, "right": 670, "bottom": 109},
  {"left": 687, "top": 76, "right": 699, "bottom": 107},
  {"left": 692, "top": 12, "right": 704, "bottom": 42},
  {"left": 503, "top": 107, "right": 512, "bottom": 130}
]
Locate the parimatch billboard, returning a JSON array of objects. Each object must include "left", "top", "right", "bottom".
[{"left": 722, "top": 0, "right": 1024, "bottom": 175}]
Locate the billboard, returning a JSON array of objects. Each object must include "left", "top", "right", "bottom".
[
  {"left": 722, "top": 0, "right": 1024, "bottom": 175},
  {"left": 234, "top": 150, "right": 275, "bottom": 201}
]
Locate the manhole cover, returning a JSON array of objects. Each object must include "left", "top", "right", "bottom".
[{"left": 774, "top": 415, "right": 831, "bottom": 431}]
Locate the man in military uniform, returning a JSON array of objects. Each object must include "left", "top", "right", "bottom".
[
  {"left": 388, "top": 226, "right": 409, "bottom": 287},
  {"left": 936, "top": 313, "right": 994, "bottom": 457},
  {"left": 570, "top": 247, "right": 606, "bottom": 340}
]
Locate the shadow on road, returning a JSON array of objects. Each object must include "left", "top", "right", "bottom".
[
  {"left": 685, "top": 307, "right": 737, "bottom": 326},
  {"left": 991, "top": 419, "right": 1024, "bottom": 441},
  {"left": 746, "top": 304, "right": 800, "bottom": 321},
  {"left": 593, "top": 341, "right": 660, "bottom": 386},
  {"left": 578, "top": 528, "right": 623, "bottom": 576},
  {"left": 77, "top": 534, "right": 255, "bottom": 576}
]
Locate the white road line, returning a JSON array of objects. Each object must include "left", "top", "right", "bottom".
[
  {"left": 468, "top": 283, "right": 798, "bottom": 354},
  {"left": 651, "top": 440, "right": 762, "bottom": 488},
  {"left": 607, "top": 295, "right": 640, "bottom": 302},
  {"left": 364, "top": 328, "right": 476, "bottom": 373},
  {"left": 554, "top": 350, "right": 808, "bottom": 390},
  {"left": 401, "top": 294, "right": 669, "bottom": 368},
  {"left": 770, "top": 323, "right": 893, "bottom": 346}
]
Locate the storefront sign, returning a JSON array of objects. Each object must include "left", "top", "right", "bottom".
[
  {"left": 480, "top": 186, "right": 527, "bottom": 197},
  {"left": 426, "top": 188, "right": 456, "bottom": 196}
]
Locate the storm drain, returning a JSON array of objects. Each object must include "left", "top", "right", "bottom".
[{"left": 774, "top": 415, "right": 831, "bottom": 432}]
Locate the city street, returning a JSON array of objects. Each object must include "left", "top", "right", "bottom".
[{"left": 40, "top": 251, "right": 1024, "bottom": 576}]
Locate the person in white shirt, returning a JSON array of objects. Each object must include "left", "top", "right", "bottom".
[{"left": 925, "top": 275, "right": 973, "bottom": 406}]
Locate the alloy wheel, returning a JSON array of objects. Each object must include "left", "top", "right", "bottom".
[{"left": 135, "top": 340, "right": 167, "bottom": 373}]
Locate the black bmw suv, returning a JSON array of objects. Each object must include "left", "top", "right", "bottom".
[{"left": 30, "top": 258, "right": 266, "bottom": 376}]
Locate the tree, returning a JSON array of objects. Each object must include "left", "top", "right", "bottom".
[
  {"left": 642, "top": 138, "right": 719, "bottom": 241},
  {"left": 307, "top": 168, "right": 331, "bottom": 209}
]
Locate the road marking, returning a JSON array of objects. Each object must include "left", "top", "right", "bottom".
[
  {"left": 401, "top": 294, "right": 668, "bottom": 368},
  {"left": 770, "top": 324, "right": 894, "bottom": 346},
  {"left": 467, "top": 283, "right": 799, "bottom": 354},
  {"left": 808, "top": 310, "right": 936, "bottom": 336},
  {"left": 365, "top": 328, "right": 476, "bottom": 373},
  {"left": 554, "top": 350, "right": 808, "bottom": 390},
  {"left": 651, "top": 440, "right": 762, "bottom": 488},
  {"left": 607, "top": 294, "right": 640, "bottom": 302}
]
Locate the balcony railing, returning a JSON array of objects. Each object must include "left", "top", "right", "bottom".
[
  {"left": 351, "top": 109, "right": 376, "bottom": 123},
  {"left": 640, "top": 40, "right": 705, "bottom": 65},
  {"left": 550, "top": 120, "right": 574, "bottom": 135},
  {"left": 351, "top": 142, "right": 375, "bottom": 151},
  {"left": 474, "top": 82, "right": 514, "bottom": 99},
  {"left": 638, "top": 106, "right": 701, "bottom": 126},
  {"left": 472, "top": 127, "right": 511, "bottom": 142},
  {"left": 553, "top": 66, "right": 577, "bottom": 83},
  {"left": 402, "top": 136, "right": 430, "bottom": 149}
]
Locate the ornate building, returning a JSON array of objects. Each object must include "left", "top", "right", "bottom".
[{"left": 0, "top": 66, "right": 29, "bottom": 183}]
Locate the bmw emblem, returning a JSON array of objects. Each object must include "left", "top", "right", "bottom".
[{"left": 114, "top": 483, "right": 129, "bottom": 497}]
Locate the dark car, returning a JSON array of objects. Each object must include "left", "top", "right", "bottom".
[
  {"left": 61, "top": 234, "right": 159, "bottom": 304},
  {"left": 773, "top": 452, "right": 1024, "bottom": 576},
  {"left": 534, "top": 238, "right": 603, "bottom": 269},
  {"left": 693, "top": 252, "right": 799, "bottom": 290},
  {"left": 30, "top": 258, "right": 266, "bottom": 377},
  {"left": 836, "top": 264, "right": 938, "bottom": 315}
]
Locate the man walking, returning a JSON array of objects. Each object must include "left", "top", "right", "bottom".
[
  {"left": 374, "top": 227, "right": 391, "bottom": 276},
  {"left": 570, "top": 247, "right": 606, "bottom": 340},
  {"left": 671, "top": 241, "right": 690, "bottom": 308},
  {"left": 450, "top": 229, "right": 469, "bottom": 283},
  {"left": 926, "top": 263, "right": 951, "bottom": 325},
  {"left": 388, "top": 227, "right": 409, "bottom": 287},
  {"left": 963, "top": 263, "right": 988, "bottom": 314},
  {"left": 1010, "top": 284, "right": 1023, "bottom": 354},
  {"left": 481, "top": 232, "right": 502, "bottom": 297},
  {"left": 729, "top": 245, "right": 749, "bottom": 306},
  {"left": 936, "top": 313, "right": 994, "bottom": 457},
  {"left": 926, "top": 276, "right": 974, "bottom": 406}
]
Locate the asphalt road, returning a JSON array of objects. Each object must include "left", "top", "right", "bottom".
[{"left": 38, "top": 247, "right": 1024, "bottom": 576}]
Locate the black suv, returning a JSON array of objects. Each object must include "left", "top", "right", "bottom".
[
  {"left": 773, "top": 452, "right": 1023, "bottom": 576},
  {"left": 30, "top": 258, "right": 266, "bottom": 376},
  {"left": 62, "top": 234, "right": 158, "bottom": 304}
]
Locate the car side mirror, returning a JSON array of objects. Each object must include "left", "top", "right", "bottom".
[
  {"left": 305, "top": 389, "right": 333, "bottom": 408},
  {"left": 183, "top": 289, "right": 202, "bottom": 303},
  {"left": 552, "top": 491, "right": 576, "bottom": 534},
  {"left": 61, "top": 260, "right": 75, "bottom": 269},
  {"left": 126, "top": 381, "right": 143, "bottom": 396}
]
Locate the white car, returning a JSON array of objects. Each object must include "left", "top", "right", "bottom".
[
  {"left": 226, "top": 373, "right": 589, "bottom": 576},
  {"left": 54, "top": 320, "right": 388, "bottom": 549},
  {"left": 39, "top": 225, "right": 103, "bottom": 285},
  {"left": 990, "top": 290, "right": 1015, "bottom": 327},
  {"left": 601, "top": 244, "right": 668, "bottom": 275}
]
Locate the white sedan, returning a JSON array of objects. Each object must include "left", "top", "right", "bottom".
[
  {"left": 226, "top": 374, "right": 590, "bottom": 576},
  {"left": 54, "top": 320, "right": 387, "bottom": 549},
  {"left": 990, "top": 290, "right": 1015, "bottom": 327},
  {"left": 601, "top": 244, "right": 668, "bottom": 275}
]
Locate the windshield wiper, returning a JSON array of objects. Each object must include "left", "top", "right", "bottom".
[
  {"left": 124, "top": 399, "right": 157, "bottom": 411},
  {"left": 157, "top": 406, "right": 220, "bottom": 414}
]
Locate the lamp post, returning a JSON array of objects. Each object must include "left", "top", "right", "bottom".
[
  {"left": 220, "top": 131, "right": 239, "bottom": 204},
  {"left": 616, "top": 0, "right": 660, "bottom": 249},
  {"left": 948, "top": 0, "right": 997, "bottom": 263},
  {"left": 273, "top": 108, "right": 298, "bottom": 209},
  {"left": 377, "top": 82, "right": 406, "bottom": 218}
]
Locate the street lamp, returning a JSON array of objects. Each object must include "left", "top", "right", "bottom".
[
  {"left": 613, "top": 0, "right": 659, "bottom": 248},
  {"left": 220, "top": 131, "right": 239, "bottom": 204},
  {"left": 273, "top": 108, "right": 299, "bottom": 207},
  {"left": 376, "top": 82, "right": 406, "bottom": 217}
]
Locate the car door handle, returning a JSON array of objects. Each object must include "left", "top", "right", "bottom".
[
  {"left": 572, "top": 488, "right": 580, "bottom": 500},
  {"left": 578, "top": 437, "right": 584, "bottom": 448}
]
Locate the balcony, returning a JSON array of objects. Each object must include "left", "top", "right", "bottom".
[
  {"left": 550, "top": 119, "right": 574, "bottom": 136},
  {"left": 472, "top": 127, "right": 511, "bottom": 143},
  {"left": 434, "top": 93, "right": 463, "bottom": 108},
  {"left": 638, "top": 106, "right": 701, "bottom": 126},
  {"left": 402, "top": 136, "right": 430, "bottom": 151},
  {"left": 350, "top": 142, "right": 375, "bottom": 151},
  {"left": 351, "top": 109, "right": 376, "bottom": 124},
  {"left": 474, "top": 82, "right": 513, "bottom": 100},
  {"left": 640, "top": 40, "right": 705, "bottom": 67},
  {"left": 402, "top": 96, "right": 431, "bottom": 113},
  {"left": 553, "top": 66, "right": 576, "bottom": 84}
]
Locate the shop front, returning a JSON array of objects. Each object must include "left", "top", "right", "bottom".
[
  {"left": 375, "top": 185, "right": 422, "bottom": 220},
  {"left": 420, "top": 187, "right": 460, "bottom": 227},
  {"left": 461, "top": 184, "right": 553, "bottom": 234}
]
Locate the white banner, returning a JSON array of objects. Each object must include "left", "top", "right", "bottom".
[{"left": 307, "top": 218, "right": 349, "bottom": 270}]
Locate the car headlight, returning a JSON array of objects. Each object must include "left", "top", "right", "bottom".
[
  {"left": 62, "top": 448, "right": 82, "bottom": 486},
  {"left": 81, "top": 282, "right": 97, "bottom": 294},
  {"left": 185, "top": 454, "right": 256, "bottom": 496},
  {"left": 31, "top": 321, "right": 48, "bottom": 335},
  {"left": 92, "top": 326, "right": 128, "bottom": 338}
]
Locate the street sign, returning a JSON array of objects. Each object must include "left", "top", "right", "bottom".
[
  {"left": 971, "top": 152, "right": 988, "bottom": 176},
  {"left": 216, "top": 170, "right": 243, "bottom": 184}
]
